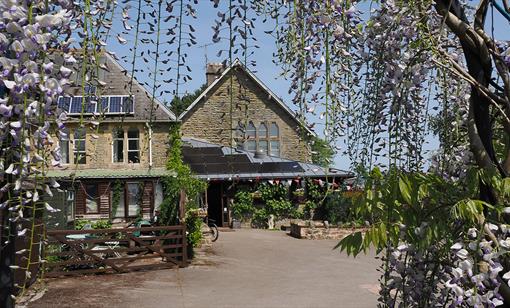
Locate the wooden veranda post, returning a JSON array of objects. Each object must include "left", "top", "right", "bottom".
[{"left": 179, "top": 189, "right": 188, "bottom": 265}]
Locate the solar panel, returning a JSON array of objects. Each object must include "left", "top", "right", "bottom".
[
  {"left": 122, "top": 96, "right": 134, "bottom": 113},
  {"left": 109, "top": 97, "right": 122, "bottom": 113},
  {"left": 69, "top": 97, "right": 82, "bottom": 113},
  {"left": 85, "top": 97, "right": 96, "bottom": 113},
  {"left": 58, "top": 97, "right": 71, "bottom": 111},
  {"left": 99, "top": 97, "right": 109, "bottom": 112},
  {"left": 59, "top": 95, "right": 134, "bottom": 115}
]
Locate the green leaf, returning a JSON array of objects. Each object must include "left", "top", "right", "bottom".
[
  {"left": 502, "top": 178, "right": 510, "bottom": 197},
  {"left": 399, "top": 177, "right": 412, "bottom": 204}
]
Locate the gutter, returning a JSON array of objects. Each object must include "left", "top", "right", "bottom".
[{"left": 146, "top": 123, "right": 153, "bottom": 168}]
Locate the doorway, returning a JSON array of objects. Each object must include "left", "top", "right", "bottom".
[{"left": 206, "top": 183, "right": 224, "bottom": 227}]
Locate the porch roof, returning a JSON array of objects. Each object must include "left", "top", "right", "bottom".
[
  {"left": 182, "top": 138, "right": 353, "bottom": 181},
  {"left": 45, "top": 167, "right": 174, "bottom": 179}
]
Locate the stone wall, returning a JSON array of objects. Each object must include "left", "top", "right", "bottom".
[
  {"left": 181, "top": 68, "right": 311, "bottom": 162},
  {"left": 290, "top": 222, "right": 364, "bottom": 240},
  {"left": 50, "top": 121, "right": 170, "bottom": 171}
]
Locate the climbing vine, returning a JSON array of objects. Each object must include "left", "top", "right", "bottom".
[
  {"left": 160, "top": 123, "right": 207, "bottom": 249},
  {"left": 111, "top": 179, "right": 123, "bottom": 218}
]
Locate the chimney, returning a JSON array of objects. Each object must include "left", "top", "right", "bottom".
[{"left": 206, "top": 63, "right": 225, "bottom": 86}]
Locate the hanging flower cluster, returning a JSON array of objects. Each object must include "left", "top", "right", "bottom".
[
  {"left": 447, "top": 224, "right": 510, "bottom": 307},
  {"left": 0, "top": 0, "right": 109, "bottom": 299}
]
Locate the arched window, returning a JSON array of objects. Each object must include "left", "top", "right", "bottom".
[
  {"left": 127, "top": 128, "right": 140, "bottom": 163},
  {"left": 258, "top": 123, "right": 268, "bottom": 154},
  {"left": 269, "top": 122, "right": 280, "bottom": 156},
  {"left": 245, "top": 121, "right": 257, "bottom": 152}
]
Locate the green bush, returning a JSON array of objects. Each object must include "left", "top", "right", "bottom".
[
  {"left": 251, "top": 208, "right": 268, "bottom": 228},
  {"left": 303, "top": 200, "right": 317, "bottom": 220},
  {"left": 259, "top": 183, "right": 287, "bottom": 202},
  {"left": 266, "top": 199, "right": 294, "bottom": 219},
  {"left": 74, "top": 219, "right": 112, "bottom": 230},
  {"left": 186, "top": 212, "right": 203, "bottom": 249},
  {"left": 315, "top": 192, "right": 353, "bottom": 225},
  {"left": 232, "top": 189, "right": 254, "bottom": 220}
]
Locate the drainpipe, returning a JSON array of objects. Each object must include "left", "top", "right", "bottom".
[{"left": 146, "top": 123, "right": 153, "bottom": 168}]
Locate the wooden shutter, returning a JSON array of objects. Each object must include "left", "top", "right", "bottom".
[
  {"left": 75, "top": 183, "right": 86, "bottom": 215},
  {"left": 141, "top": 181, "right": 153, "bottom": 216},
  {"left": 98, "top": 182, "right": 110, "bottom": 217}
]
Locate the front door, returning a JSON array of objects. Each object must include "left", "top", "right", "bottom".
[{"left": 206, "top": 183, "right": 223, "bottom": 227}]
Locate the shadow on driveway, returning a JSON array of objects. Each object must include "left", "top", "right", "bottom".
[{"left": 30, "top": 229, "right": 380, "bottom": 308}]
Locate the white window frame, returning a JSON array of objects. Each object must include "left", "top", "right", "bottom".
[
  {"left": 112, "top": 128, "right": 125, "bottom": 163},
  {"left": 73, "top": 128, "right": 87, "bottom": 164},
  {"left": 59, "top": 95, "right": 135, "bottom": 115},
  {"left": 127, "top": 128, "right": 140, "bottom": 164}
]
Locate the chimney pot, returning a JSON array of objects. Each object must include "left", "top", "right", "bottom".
[{"left": 206, "top": 63, "right": 225, "bottom": 86}]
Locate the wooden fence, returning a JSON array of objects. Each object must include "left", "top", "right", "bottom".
[{"left": 44, "top": 225, "right": 187, "bottom": 277}]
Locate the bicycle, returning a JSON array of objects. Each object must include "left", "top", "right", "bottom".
[{"left": 202, "top": 217, "right": 219, "bottom": 242}]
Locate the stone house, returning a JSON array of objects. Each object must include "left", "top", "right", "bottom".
[
  {"left": 47, "top": 53, "right": 349, "bottom": 227},
  {"left": 47, "top": 51, "right": 175, "bottom": 224},
  {"left": 179, "top": 59, "right": 313, "bottom": 162}
]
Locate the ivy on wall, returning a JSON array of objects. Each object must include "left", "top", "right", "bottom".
[
  {"left": 160, "top": 123, "right": 207, "bottom": 249},
  {"left": 111, "top": 179, "right": 123, "bottom": 218}
]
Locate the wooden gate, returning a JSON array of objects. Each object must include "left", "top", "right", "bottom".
[{"left": 44, "top": 225, "right": 187, "bottom": 277}]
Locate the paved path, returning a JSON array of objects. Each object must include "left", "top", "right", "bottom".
[{"left": 30, "top": 229, "right": 380, "bottom": 308}]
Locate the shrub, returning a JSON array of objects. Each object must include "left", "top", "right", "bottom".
[
  {"left": 258, "top": 182, "right": 287, "bottom": 202},
  {"left": 232, "top": 189, "right": 254, "bottom": 221},
  {"left": 266, "top": 199, "right": 294, "bottom": 219},
  {"left": 74, "top": 219, "right": 112, "bottom": 230},
  {"left": 315, "top": 192, "right": 353, "bottom": 225},
  {"left": 251, "top": 208, "right": 269, "bottom": 228}
]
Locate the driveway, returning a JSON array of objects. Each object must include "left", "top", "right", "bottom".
[{"left": 29, "top": 229, "right": 380, "bottom": 308}]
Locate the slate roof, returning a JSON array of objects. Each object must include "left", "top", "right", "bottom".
[{"left": 182, "top": 138, "right": 352, "bottom": 180}]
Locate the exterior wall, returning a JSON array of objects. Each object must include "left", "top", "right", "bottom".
[
  {"left": 180, "top": 69, "right": 311, "bottom": 162},
  {"left": 51, "top": 122, "right": 169, "bottom": 171}
]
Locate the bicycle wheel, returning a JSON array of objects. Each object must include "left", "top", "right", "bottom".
[{"left": 210, "top": 224, "right": 219, "bottom": 242}]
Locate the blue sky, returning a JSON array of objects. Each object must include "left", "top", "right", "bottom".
[{"left": 107, "top": 1, "right": 510, "bottom": 171}]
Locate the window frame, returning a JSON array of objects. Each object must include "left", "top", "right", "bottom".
[
  {"left": 59, "top": 128, "right": 70, "bottom": 165},
  {"left": 268, "top": 122, "right": 280, "bottom": 157},
  {"left": 127, "top": 128, "right": 140, "bottom": 164},
  {"left": 125, "top": 182, "right": 142, "bottom": 218},
  {"left": 73, "top": 128, "right": 87, "bottom": 164},
  {"left": 83, "top": 183, "right": 100, "bottom": 214},
  {"left": 112, "top": 128, "right": 125, "bottom": 163}
]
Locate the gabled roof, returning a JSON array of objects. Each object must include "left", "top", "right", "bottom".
[
  {"left": 104, "top": 52, "right": 176, "bottom": 121},
  {"left": 182, "top": 137, "right": 352, "bottom": 180},
  {"left": 177, "top": 59, "right": 314, "bottom": 135}
]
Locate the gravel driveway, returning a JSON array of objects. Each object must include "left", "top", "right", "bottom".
[{"left": 29, "top": 229, "right": 380, "bottom": 308}]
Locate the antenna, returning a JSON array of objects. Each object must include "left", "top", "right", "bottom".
[{"left": 198, "top": 42, "right": 215, "bottom": 72}]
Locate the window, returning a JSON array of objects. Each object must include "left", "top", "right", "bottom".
[
  {"left": 258, "top": 123, "right": 268, "bottom": 154},
  {"left": 127, "top": 183, "right": 141, "bottom": 217},
  {"left": 59, "top": 128, "right": 70, "bottom": 164},
  {"left": 84, "top": 184, "right": 99, "bottom": 213},
  {"left": 73, "top": 128, "right": 86, "bottom": 164},
  {"left": 269, "top": 122, "right": 280, "bottom": 156},
  {"left": 112, "top": 128, "right": 124, "bottom": 163},
  {"left": 245, "top": 121, "right": 257, "bottom": 153},
  {"left": 127, "top": 128, "right": 140, "bottom": 163}
]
